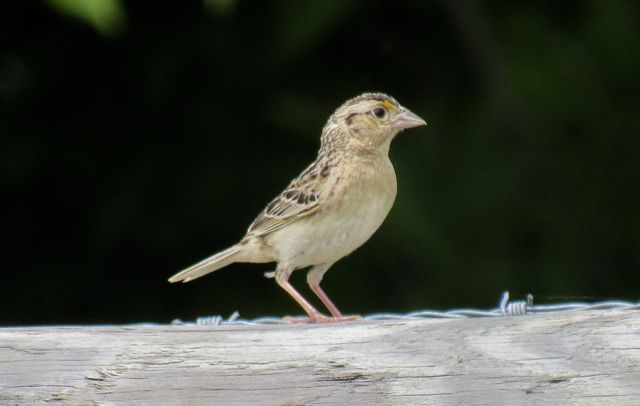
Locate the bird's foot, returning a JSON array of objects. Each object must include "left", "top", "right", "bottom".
[{"left": 284, "top": 314, "right": 362, "bottom": 324}]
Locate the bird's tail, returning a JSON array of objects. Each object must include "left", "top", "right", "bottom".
[{"left": 168, "top": 245, "right": 243, "bottom": 283}]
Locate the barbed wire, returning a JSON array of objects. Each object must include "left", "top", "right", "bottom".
[{"left": 171, "top": 291, "right": 640, "bottom": 326}]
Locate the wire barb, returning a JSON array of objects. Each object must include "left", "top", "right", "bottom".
[
  {"left": 500, "top": 291, "right": 534, "bottom": 316},
  {"left": 170, "top": 291, "right": 640, "bottom": 326}
]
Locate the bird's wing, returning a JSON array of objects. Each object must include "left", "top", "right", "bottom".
[{"left": 246, "top": 163, "right": 325, "bottom": 237}]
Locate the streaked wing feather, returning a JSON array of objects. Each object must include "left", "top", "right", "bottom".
[
  {"left": 248, "top": 203, "right": 319, "bottom": 236},
  {"left": 247, "top": 165, "right": 324, "bottom": 237},
  {"left": 248, "top": 191, "right": 320, "bottom": 236}
]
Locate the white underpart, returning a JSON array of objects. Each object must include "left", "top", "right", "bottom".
[{"left": 266, "top": 155, "right": 397, "bottom": 269}]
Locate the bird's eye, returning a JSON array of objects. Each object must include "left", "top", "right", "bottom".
[{"left": 372, "top": 107, "right": 386, "bottom": 119}]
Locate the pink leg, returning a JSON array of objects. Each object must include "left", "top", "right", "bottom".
[
  {"left": 305, "top": 264, "right": 362, "bottom": 322},
  {"left": 275, "top": 277, "right": 325, "bottom": 321},
  {"left": 309, "top": 283, "right": 342, "bottom": 317},
  {"left": 309, "top": 283, "right": 361, "bottom": 321},
  {"left": 274, "top": 265, "right": 360, "bottom": 324}
]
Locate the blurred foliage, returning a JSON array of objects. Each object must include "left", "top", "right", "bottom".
[
  {"left": 1, "top": 1, "right": 639, "bottom": 324},
  {"left": 204, "top": 0, "right": 236, "bottom": 17},
  {"left": 45, "top": 0, "right": 127, "bottom": 37}
]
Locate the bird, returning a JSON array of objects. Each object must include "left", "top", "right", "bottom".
[{"left": 168, "top": 92, "right": 427, "bottom": 323}]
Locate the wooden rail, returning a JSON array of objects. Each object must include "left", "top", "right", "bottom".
[{"left": 1, "top": 309, "right": 639, "bottom": 405}]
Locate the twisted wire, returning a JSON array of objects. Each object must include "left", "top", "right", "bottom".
[{"left": 170, "top": 291, "right": 640, "bottom": 326}]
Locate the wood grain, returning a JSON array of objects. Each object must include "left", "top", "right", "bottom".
[{"left": 1, "top": 309, "right": 639, "bottom": 405}]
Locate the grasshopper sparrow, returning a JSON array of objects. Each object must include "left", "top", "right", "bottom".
[{"left": 169, "top": 93, "right": 427, "bottom": 323}]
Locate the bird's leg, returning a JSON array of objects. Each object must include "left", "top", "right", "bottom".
[
  {"left": 310, "top": 284, "right": 344, "bottom": 317},
  {"left": 274, "top": 264, "right": 359, "bottom": 323},
  {"left": 306, "top": 264, "right": 362, "bottom": 322},
  {"left": 274, "top": 264, "right": 328, "bottom": 323}
]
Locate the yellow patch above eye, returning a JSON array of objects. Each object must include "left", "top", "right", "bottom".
[{"left": 380, "top": 101, "right": 395, "bottom": 111}]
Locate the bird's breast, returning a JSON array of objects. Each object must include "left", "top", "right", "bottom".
[{"left": 270, "top": 157, "right": 397, "bottom": 267}]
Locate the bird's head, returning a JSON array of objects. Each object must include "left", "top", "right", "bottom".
[{"left": 322, "top": 92, "right": 427, "bottom": 154}]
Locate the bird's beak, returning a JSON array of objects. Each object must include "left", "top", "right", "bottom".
[{"left": 391, "top": 108, "right": 427, "bottom": 129}]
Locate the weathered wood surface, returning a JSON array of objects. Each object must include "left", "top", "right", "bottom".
[{"left": 1, "top": 309, "right": 639, "bottom": 405}]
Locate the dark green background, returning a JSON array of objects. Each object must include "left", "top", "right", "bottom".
[{"left": 2, "top": 1, "right": 639, "bottom": 324}]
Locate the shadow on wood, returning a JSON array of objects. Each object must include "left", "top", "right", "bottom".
[{"left": 1, "top": 309, "right": 639, "bottom": 405}]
